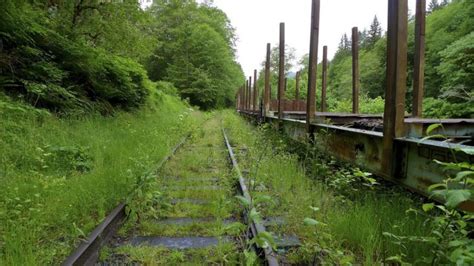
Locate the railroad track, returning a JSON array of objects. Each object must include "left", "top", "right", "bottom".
[{"left": 63, "top": 118, "right": 299, "bottom": 265}]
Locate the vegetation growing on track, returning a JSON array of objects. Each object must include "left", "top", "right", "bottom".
[
  {"left": 222, "top": 111, "right": 437, "bottom": 264},
  {"left": 0, "top": 94, "right": 195, "bottom": 264},
  {"left": 100, "top": 115, "right": 247, "bottom": 264}
]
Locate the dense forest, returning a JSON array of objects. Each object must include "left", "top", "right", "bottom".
[
  {"left": 0, "top": 0, "right": 244, "bottom": 112},
  {"left": 259, "top": 0, "right": 473, "bottom": 118}
]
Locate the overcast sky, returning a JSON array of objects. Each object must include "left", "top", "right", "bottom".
[{"left": 203, "top": 0, "right": 417, "bottom": 78}]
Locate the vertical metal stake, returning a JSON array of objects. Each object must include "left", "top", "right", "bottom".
[
  {"left": 264, "top": 43, "right": 271, "bottom": 116},
  {"left": 248, "top": 76, "right": 252, "bottom": 111},
  {"left": 306, "top": 0, "right": 320, "bottom": 132},
  {"left": 278, "top": 23, "right": 286, "bottom": 120},
  {"left": 352, "top": 27, "right": 360, "bottom": 114},
  {"left": 412, "top": 0, "right": 425, "bottom": 117},
  {"left": 295, "top": 71, "right": 300, "bottom": 101},
  {"left": 253, "top": 70, "right": 258, "bottom": 112},
  {"left": 245, "top": 80, "right": 249, "bottom": 111},
  {"left": 321, "top": 45, "right": 328, "bottom": 113},
  {"left": 382, "top": 0, "right": 408, "bottom": 177}
]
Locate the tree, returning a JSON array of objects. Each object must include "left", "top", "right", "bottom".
[
  {"left": 366, "top": 16, "right": 382, "bottom": 49},
  {"left": 47, "top": 0, "right": 156, "bottom": 62},
  {"left": 146, "top": 0, "right": 243, "bottom": 109},
  {"left": 437, "top": 32, "right": 474, "bottom": 103},
  {"left": 268, "top": 44, "right": 296, "bottom": 76},
  {"left": 428, "top": 0, "right": 449, "bottom": 12},
  {"left": 341, "top": 33, "right": 351, "bottom": 50},
  {"left": 332, "top": 33, "right": 351, "bottom": 63},
  {"left": 359, "top": 29, "right": 368, "bottom": 49}
]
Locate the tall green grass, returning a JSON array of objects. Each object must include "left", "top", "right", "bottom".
[
  {"left": 222, "top": 110, "right": 432, "bottom": 264},
  {"left": 0, "top": 93, "right": 195, "bottom": 264}
]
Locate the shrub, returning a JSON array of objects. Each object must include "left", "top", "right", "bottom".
[
  {"left": 0, "top": 1, "right": 150, "bottom": 114},
  {"left": 155, "top": 81, "right": 180, "bottom": 97},
  {"left": 328, "top": 96, "right": 385, "bottom": 114},
  {"left": 423, "top": 97, "right": 474, "bottom": 118}
]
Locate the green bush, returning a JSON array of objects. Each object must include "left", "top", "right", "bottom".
[
  {"left": 155, "top": 81, "right": 180, "bottom": 97},
  {"left": 328, "top": 96, "right": 385, "bottom": 114},
  {"left": 437, "top": 32, "right": 474, "bottom": 97},
  {"left": 423, "top": 97, "right": 474, "bottom": 118},
  {"left": 0, "top": 1, "right": 150, "bottom": 114},
  {"left": 0, "top": 93, "right": 195, "bottom": 264}
]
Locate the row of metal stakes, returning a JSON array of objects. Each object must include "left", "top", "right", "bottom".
[
  {"left": 237, "top": 0, "right": 426, "bottom": 120},
  {"left": 237, "top": 0, "right": 428, "bottom": 180}
]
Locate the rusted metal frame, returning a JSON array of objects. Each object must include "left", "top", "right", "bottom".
[
  {"left": 352, "top": 27, "right": 360, "bottom": 114},
  {"left": 261, "top": 110, "right": 474, "bottom": 139},
  {"left": 258, "top": 116, "right": 474, "bottom": 211},
  {"left": 222, "top": 129, "right": 280, "bottom": 266},
  {"left": 405, "top": 118, "right": 474, "bottom": 138},
  {"left": 278, "top": 23, "right": 285, "bottom": 120},
  {"left": 412, "top": 0, "right": 426, "bottom": 118},
  {"left": 63, "top": 135, "right": 190, "bottom": 265},
  {"left": 306, "top": 0, "right": 320, "bottom": 133},
  {"left": 321, "top": 46, "right": 328, "bottom": 112},
  {"left": 382, "top": 0, "right": 408, "bottom": 177},
  {"left": 253, "top": 70, "right": 258, "bottom": 112},
  {"left": 264, "top": 43, "right": 271, "bottom": 116}
]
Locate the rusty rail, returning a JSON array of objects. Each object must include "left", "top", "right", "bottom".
[
  {"left": 222, "top": 129, "right": 280, "bottom": 266},
  {"left": 62, "top": 135, "right": 189, "bottom": 265}
]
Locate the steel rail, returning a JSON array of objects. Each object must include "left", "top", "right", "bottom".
[
  {"left": 222, "top": 128, "right": 280, "bottom": 266},
  {"left": 62, "top": 134, "right": 190, "bottom": 266}
]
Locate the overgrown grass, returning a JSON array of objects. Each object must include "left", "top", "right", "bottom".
[
  {"left": 101, "top": 115, "right": 246, "bottom": 264},
  {"left": 0, "top": 94, "right": 195, "bottom": 264},
  {"left": 222, "top": 110, "right": 433, "bottom": 264},
  {"left": 110, "top": 242, "right": 240, "bottom": 264}
]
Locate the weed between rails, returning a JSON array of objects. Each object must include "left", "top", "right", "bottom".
[
  {"left": 0, "top": 95, "right": 195, "bottom": 264},
  {"left": 222, "top": 110, "right": 435, "bottom": 265},
  {"left": 100, "top": 115, "right": 248, "bottom": 264}
]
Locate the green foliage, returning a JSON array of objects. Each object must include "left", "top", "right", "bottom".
[
  {"left": 155, "top": 81, "right": 180, "bottom": 97},
  {"left": 384, "top": 127, "right": 474, "bottom": 265},
  {"left": 146, "top": 0, "right": 244, "bottom": 110},
  {"left": 0, "top": 1, "right": 151, "bottom": 113},
  {"left": 30, "top": 0, "right": 156, "bottom": 62},
  {"left": 422, "top": 0, "right": 473, "bottom": 98},
  {"left": 0, "top": 94, "right": 194, "bottom": 264},
  {"left": 423, "top": 97, "right": 474, "bottom": 118},
  {"left": 363, "top": 16, "right": 383, "bottom": 50},
  {"left": 437, "top": 32, "right": 474, "bottom": 98},
  {"left": 327, "top": 96, "right": 385, "bottom": 114},
  {"left": 325, "top": 0, "right": 472, "bottom": 118},
  {"left": 39, "top": 145, "right": 93, "bottom": 174},
  {"left": 222, "top": 111, "right": 432, "bottom": 264}
]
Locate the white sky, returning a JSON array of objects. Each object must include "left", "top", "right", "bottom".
[{"left": 205, "top": 0, "right": 417, "bottom": 78}]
